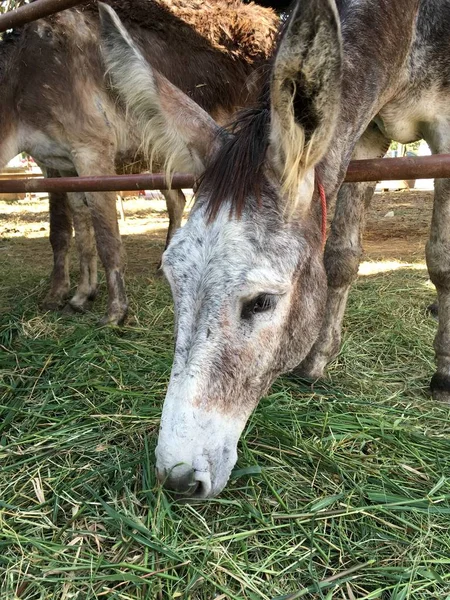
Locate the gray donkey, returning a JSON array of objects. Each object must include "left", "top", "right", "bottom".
[
  {"left": 100, "top": 0, "right": 448, "bottom": 498},
  {"left": 0, "top": 0, "right": 277, "bottom": 324}
]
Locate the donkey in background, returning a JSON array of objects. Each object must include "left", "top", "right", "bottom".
[
  {"left": 0, "top": 0, "right": 277, "bottom": 324},
  {"left": 100, "top": 0, "right": 450, "bottom": 499}
]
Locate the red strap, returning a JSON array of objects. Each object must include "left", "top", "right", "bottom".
[{"left": 316, "top": 176, "right": 327, "bottom": 250}]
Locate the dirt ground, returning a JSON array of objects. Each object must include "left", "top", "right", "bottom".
[
  {"left": 364, "top": 189, "right": 432, "bottom": 262},
  {"left": 0, "top": 189, "right": 433, "bottom": 281}
]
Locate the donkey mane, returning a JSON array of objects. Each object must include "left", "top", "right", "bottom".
[
  {"left": 0, "top": 29, "right": 22, "bottom": 57},
  {"left": 0, "top": 29, "right": 22, "bottom": 87},
  {"left": 199, "top": 100, "right": 272, "bottom": 220},
  {"left": 197, "top": 8, "right": 300, "bottom": 221},
  {"left": 0, "top": 29, "right": 21, "bottom": 44}
]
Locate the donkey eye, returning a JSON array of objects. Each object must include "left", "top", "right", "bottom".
[{"left": 241, "top": 294, "right": 276, "bottom": 320}]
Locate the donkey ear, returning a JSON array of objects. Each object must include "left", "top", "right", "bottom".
[
  {"left": 269, "top": 0, "right": 342, "bottom": 206},
  {"left": 98, "top": 2, "right": 220, "bottom": 177}
]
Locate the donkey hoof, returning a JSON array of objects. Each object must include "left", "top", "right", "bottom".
[
  {"left": 430, "top": 373, "right": 450, "bottom": 403},
  {"left": 98, "top": 307, "right": 128, "bottom": 327},
  {"left": 88, "top": 287, "right": 99, "bottom": 301},
  {"left": 67, "top": 300, "right": 88, "bottom": 314},
  {"left": 62, "top": 302, "right": 80, "bottom": 315},
  {"left": 41, "top": 288, "right": 70, "bottom": 312},
  {"left": 41, "top": 297, "right": 66, "bottom": 312}
]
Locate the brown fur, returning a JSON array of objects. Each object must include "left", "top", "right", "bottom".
[{"left": 8, "top": 0, "right": 277, "bottom": 134}]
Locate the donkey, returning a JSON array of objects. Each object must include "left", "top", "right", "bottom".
[
  {"left": 100, "top": 0, "right": 450, "bottom": 498},
  {"left": 0, "top": 0, "right": 277, "bottom": 324}
]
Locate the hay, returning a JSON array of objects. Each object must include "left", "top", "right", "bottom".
[{"left": 1, "top": 261, "right": 450, "bottom": 599}]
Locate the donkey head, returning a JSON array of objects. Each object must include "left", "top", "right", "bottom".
[{"left": 99, "top": 0, "right": 342, "bottom": 498}]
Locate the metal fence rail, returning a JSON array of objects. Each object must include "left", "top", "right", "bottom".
[
  {"left": 0, "top": 154, "right": 448, "bottom": 194},
  {"left": 0, "top": 172, "right": 195, "bottom": 194},
  {"left": 344, "top": 154, "right": 450, "bottom": 183}
]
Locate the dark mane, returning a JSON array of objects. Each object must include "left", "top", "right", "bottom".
[
  {"left": 0, "top": 29, "right": 22, "bottom": 44},
  {"left": 0, "top": 28, "right": 22, "bottom": 51},
  {"left": 199, "top": 85, "right": 272, "bottom": 221},
  {"left": 198, "top": 4, "right": 297, "bottom": 221}
]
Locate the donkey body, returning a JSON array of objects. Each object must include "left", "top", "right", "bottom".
[
  {"left": 0, "top": 0, "right": 277, "bottom": 323},
  {"left": 102, "top": 0, "right": 450, "bottom": 498}
]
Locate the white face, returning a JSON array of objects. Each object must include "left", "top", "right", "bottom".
[{"left": 157, "top": 196, "right": 326, "bottom": 498}]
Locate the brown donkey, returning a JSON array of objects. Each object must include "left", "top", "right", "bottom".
[
  {"left": 0, "top": 0, "right": 277, "bottom": 324},
  {"left": 101, "top": 0, "right": 450, "bottom": 498}
]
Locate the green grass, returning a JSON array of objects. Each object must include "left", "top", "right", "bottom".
[{"left": 1, "top": 262, "right": 450, "bottom": 599}]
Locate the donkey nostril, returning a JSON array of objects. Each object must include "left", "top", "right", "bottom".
[
  {"left": 157, "top": 461, "right": 212, "bottom": 498},
  {"left": 193, "top": 469, "right": 212, "bottom": 497},
  {"left": 186, "top": 479, "right": 201, "bottom": 496},
  {"left": 192, "top": 479, "right": 204, "bottom": 497},
  {"left": 161, "top": 467, "right": 197, "bottom": 494},
  {"left": 169, "top": 477, "right": 200, "bottom": 497}
]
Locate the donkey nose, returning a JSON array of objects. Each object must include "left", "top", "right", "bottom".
[
  {"left": 159, "top": 466, "right": 198, "bottom": 494},
  {"left": 157, "top": 463, "right": 212, "bottom": 498}
]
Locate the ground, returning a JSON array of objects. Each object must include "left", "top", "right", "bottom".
[
  {"left": 1, "top": 190, "right": 450, "bottom": 600},
  {"left": 0, "top": 189, "right": 434, "bottom": 277}
]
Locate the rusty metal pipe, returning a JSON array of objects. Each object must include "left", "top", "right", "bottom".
[
  {"left": 1, "top": 154, "right": 450, "bottom": 194},
  {"left": 0, "top": 172, "right": 195, "bottom": 193},
  {"left": 344, "top": 153, "right": 450, "bottom": 183},
  {"left": 0, "top": 0, "right": 86, "bottom": 33}
]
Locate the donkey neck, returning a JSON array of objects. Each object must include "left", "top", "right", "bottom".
[{"left": 318, "top": 0, "right": 421, "bottom": 198}]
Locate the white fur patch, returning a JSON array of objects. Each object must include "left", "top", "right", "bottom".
[
  {"left": 156, "top": 384, "right": 244, "bottom": 498},
  {"left": 157, "top": 195, "right": 317, "bottom": 496}
]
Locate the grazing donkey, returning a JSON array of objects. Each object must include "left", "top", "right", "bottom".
[
  {"left": 101, "top": 0, "right": 449, "bottom": 498},
  {"left": 0, "top": 0, "right": 277, "bottom": 324}
]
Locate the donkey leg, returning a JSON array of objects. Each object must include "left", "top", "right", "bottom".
[
  {"left": 426, "top": 176, "right": 450, "bottom": 402},
  {"left": 88, "top": 191, "right": 127, "bottom": 325},
  {"left": 297, "top": 182, "right": 372, "bottom": 378},
  {"left": 83, "top": 191, "right": 127, "bottom": 325},
  {"left": 71, "top": 152, "right": 127, "bottom": 325},
  {"left": 79, "top": 190, "right": 126, "bottom": 324},
  {"left": 42, "top": 188, "right": 73, "bottom": 311},
  {"left": 161, "top": 189, "right": 186, "bottom": 249},
  {"left": 66, "top": 192, "right": 98, "bottom": 312},
  {"left": 158, "top": 189, "right": 186, "bottom": 271},
  {"left": 297, "top": 125, "right": 390, "bottom": 379}
]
